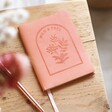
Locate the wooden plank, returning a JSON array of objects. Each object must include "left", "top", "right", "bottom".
[{"left": 0, "top": 1, "right": 110, "bottom": 112}]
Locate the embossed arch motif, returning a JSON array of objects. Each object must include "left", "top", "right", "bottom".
[{"left": 36, "top": 24, "right": 83, "bottom": 76}]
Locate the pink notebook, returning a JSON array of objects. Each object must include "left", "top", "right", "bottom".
[{"left": 19, "top": 11, "right": 94, "bottom": 91}]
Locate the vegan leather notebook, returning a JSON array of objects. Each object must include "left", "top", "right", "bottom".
[{"left": 19, "top": 11, "right": 94, "bottom": 91}]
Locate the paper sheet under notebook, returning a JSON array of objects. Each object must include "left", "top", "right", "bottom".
[{"left": 19, "top": 11, "right": 94, "bottom": 91}]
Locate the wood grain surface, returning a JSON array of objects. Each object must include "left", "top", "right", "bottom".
[{"left": 0, "top": 1, "right": 110, "bottom": 112}]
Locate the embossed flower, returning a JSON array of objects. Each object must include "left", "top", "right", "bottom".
[{"left": 46, "top": 44, "right": 58, "bottom": 54}]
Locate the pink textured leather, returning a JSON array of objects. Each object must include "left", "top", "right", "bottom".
[{"left": 19, "top": 11, "right": 94, "bottom": 91}]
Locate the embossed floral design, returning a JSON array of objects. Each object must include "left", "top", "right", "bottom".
[{"left": 46, "top": 34, "right": 69, "bottom": 64}]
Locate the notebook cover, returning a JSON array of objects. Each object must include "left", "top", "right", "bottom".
[{"left": 19, "top": 11, "right": 94, "bottom": 91}]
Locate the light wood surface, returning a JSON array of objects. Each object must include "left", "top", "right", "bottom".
[{"left": 0, "top": 1, "right": 110, "bottom": 112}]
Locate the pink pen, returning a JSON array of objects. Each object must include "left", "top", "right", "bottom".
[{"left": 0, "top": 60, "right": 45, "bottom": 112}]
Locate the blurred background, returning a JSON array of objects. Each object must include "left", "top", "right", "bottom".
[
  {"left": 0, "top": 0, "right": 112, "bottom": 110},
  {"left": 88, "top": 2, "right": 112, "bottom": 110}
]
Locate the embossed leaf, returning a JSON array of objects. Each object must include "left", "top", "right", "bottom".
[
  {"left": 50, "top": 34, "right": 58, "bottom": 42},
  {"left": 53, "top": 56, "right": 61, "bottom": 60},
  {"left": 58, "top": 38, "right": 68, "bottom": 47}
]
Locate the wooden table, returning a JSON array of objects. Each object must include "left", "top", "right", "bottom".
[{"left": 0, "top": 1, "right": 110, "bottom": 112}]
